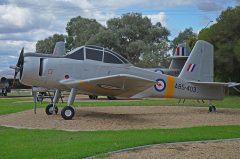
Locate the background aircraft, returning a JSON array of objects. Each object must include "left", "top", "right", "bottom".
[
  {"left": 0, "top": 69, "right": 30, "bottom": 96},
  {"left": 11, "top": 40, "right": 238, "bottom": 120},
  {"left": 146, "top": 42, "right": 190, "bottom": 76}
]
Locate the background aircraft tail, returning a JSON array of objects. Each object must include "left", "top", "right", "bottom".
[
  {"left": 53, "top": 41, "right": 66, "bottom": 56},
  {"left": 179, "top": 40, "right": 214, "bottom": 82},
  {"left": 168, "top": 42, "right": 190, "bottom": 72}
]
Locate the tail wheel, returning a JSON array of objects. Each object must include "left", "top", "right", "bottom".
[
  {"left": 61, "top": 106, "right": 75, "bottom": 120},
  {"left": 209, "top": 105, "right": 216, "bottom": 112},
  {"left": 45, "top": 104, "right": 58, "bottom": 115}
]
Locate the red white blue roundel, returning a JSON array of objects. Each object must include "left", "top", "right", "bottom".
[{"left": 154, "top": 79, "right": 166, "bottom": 92}]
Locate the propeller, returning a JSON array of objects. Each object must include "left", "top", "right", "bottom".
[{"left": 10, "top": 47, "right": 24, "bottom": 86}]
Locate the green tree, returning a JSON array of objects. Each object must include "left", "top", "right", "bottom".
[
  {"left": 138, "top": 42, "right": 170, "bottom": 68},
  {"left": 172, "top": 27, "right": 197, "bottom": 50},
  {"left": 86, "top": 29, "right": 120, "bottom": 51},
  {"left": 36, "top": 13, "right": 170, "bottom": 67},
  {"left": 36, "top": 34, "right": 65, "bottom": 53},
  {"left": 66, "top": 16, "right": 104, "bottom": 50},
  {"left": 107, "top": 13, "right": 170, "bottom": 64},
  {"left": 198, "top": 6, "right": 240, "bottom": 82}
]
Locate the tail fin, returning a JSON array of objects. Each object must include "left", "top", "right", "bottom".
[
  {"left": 179, "top": 40, "right": 213, "bottom": 82},
  {"left": 53, "top": 41, "right": 66, "bottom": 56},
  {"left": 168, "top": 42, "right": 190, "bottom": 71},
  {"left": 174, "top": 42, "right": 190, "bottom": 57}
]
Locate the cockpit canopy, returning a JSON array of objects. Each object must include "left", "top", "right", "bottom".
[{"left": 65, "top": 45, "right": 130, "bottom": 64}]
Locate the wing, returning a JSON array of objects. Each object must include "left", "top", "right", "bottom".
[{"left": 60, "top": 74, "right": 155, "bottom": 97}]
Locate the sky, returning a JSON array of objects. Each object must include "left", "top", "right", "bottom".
[{"left": 0, "top": 0, "right": 239, "bottom": 71}]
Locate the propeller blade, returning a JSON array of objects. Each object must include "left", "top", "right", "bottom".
[
  {"left": 17, "top": 47, "right": 24, "bottom": 67},
  {"left": 12, "top": 47, "right": 24, "bottom": 87}
]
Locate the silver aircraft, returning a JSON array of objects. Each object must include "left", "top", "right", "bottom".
[{"left": 11, "top": 40, "right": 239, "bottom": 120}]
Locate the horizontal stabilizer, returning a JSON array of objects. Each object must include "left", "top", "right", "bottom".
[
  {"left": 168, "top": 56, "right": 189, "bottom": 59},
  {"left": 189, "top": 81, "right": 240, "bottom": 88},
  {"left": 60, "top": 74, "right": 155, "bottom": 97}
]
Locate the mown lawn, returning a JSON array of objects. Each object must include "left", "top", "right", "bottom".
[
  {"left": 0, "top": 125, "right": 240, "bottom": 159},
  {"left": 0, "top": 96, "right": 240, "bottom": 115}
]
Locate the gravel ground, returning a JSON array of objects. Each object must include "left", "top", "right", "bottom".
[
  {"left": 0, "top": 106, "right": 240, "bottom": 131},
  {"left": 107, "top": 139, "right": 240, "bottom": 159}
]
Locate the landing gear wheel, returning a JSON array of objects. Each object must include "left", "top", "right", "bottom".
[
  {"left": 61, "top": 106, "right": 75, "bottom": 120},
  {"left": 89, "top": 95, "right": 98, "bottom": 100},
  {"left": 209, "top": 106, "right": 212, "bottom": 112},
  {"left": 209, "top": 105, "right": 216, "bottom": 112},
  {"left": 45, "top": 104, "right": 58, "bottom": 115},
  {"left": 212, "top": 106, "right": 216, "bottom": 112},
  {"left": 107, "top": 96, "right": 117, "bottom": 100}
]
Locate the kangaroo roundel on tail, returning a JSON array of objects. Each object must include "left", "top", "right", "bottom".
[{"left": 179, "top": 40, "right": 214, "bottom": 82}]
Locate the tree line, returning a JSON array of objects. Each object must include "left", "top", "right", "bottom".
[{"left": 36, "top": 7, "right": 240, "bottom": 83}]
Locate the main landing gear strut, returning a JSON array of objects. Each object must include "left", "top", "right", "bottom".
[
  {"left": 208, "top": 100, "right": 216, "bottom": 112},
  {"left": 61, "top": 88, "right": 77, "bottom": 120},
  {"left": 45, "top": 88, "right": 77, "bottom": 120}
]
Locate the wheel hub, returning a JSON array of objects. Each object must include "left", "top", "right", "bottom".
[{"left": 65, "top": 109, "right": 72, "bottom": 117}]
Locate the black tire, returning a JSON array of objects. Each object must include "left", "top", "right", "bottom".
[
  {"left": 107, "top": 96, "right": 117, "bottom": 100},
  {"left": 45, "top": 104, "right": 58, "bottom": 115},
  {"left": 209, "top": 106, "right": 213, "bottom": 112},
  {"left": 89, "top": 95, "right": 98, "bottom": 100},
  {"left": 61, "top": 106, "right": 75, "bottom": 120},
  {"left": 212, "top": 106, "right": 216, "bottom": 112},
  {"left": 89, "top": 95, "right": 93, "bottom": 99}
]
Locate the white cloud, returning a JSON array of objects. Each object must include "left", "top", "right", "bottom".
[
  {"left": 66, "top": 0, "right": 116, "bottom": 25},
  {"left": 91, "top": 0, "right": 195, "bottom": 9},
  {"left": 146, "top": 12, "right": 167, "bottom": 26},
  {"left": 0, "top": 40, "right": 36, "bottom": 71},
  {"left": 0, "top": 4, "right": 55, "bottom": 33},
  {"left": 0, "top": 29, "right": 64, "bottom": 42},
  {"left": 0, "top": 4, "right": 33, "bottom": 33}
]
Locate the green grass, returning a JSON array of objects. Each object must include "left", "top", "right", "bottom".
[
  {"left": 0, "top": 125, "right": 240, "bottom": 159},
  {"left": 0, "top": 96, "right": 240, "bottom": 115}
]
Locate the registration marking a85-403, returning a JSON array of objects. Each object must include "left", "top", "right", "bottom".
[{"left": 175, "top": 83, "right": 197, "bottom": 93}]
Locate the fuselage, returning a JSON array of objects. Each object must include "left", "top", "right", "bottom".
[{"left": 20, "top": 53, "right": 224, "bottom": 100}]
